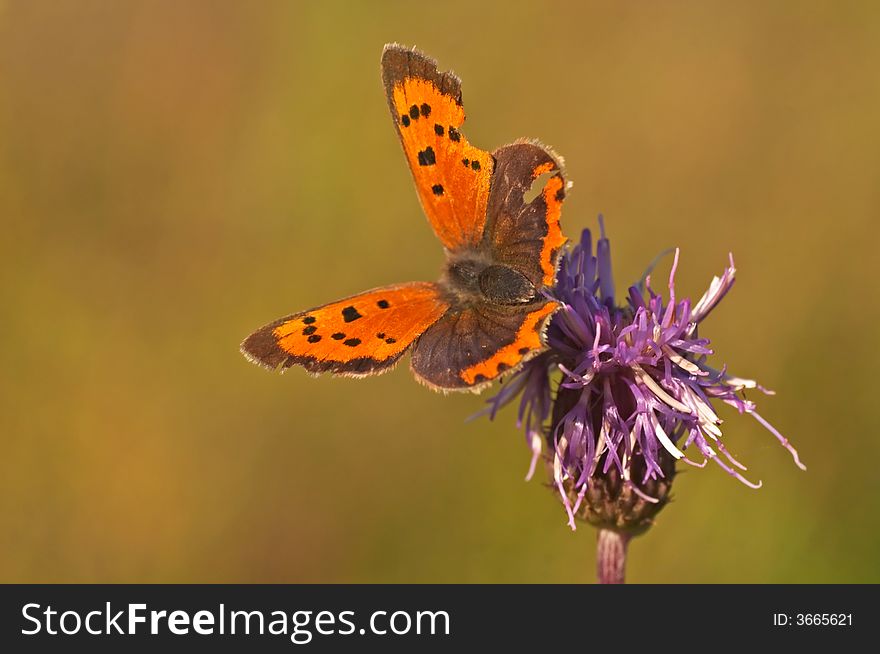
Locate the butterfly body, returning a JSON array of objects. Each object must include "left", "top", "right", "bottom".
[
  {"left": 241, "top": 45, "right": 568, "bottom": 392},
  {"left": 443, "top": 250, "right": 537, "bottom": 306}
]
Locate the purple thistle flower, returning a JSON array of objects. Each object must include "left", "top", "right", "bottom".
[{"left": 484, "top": 217, "right": 806, "bottom": 533}]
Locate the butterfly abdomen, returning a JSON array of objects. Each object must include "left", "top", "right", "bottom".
[
  {"left": 443, "top": 254, "right": 537, "bottom": 306},
  {"left": 478, "top": 265, "right": 536, "bottom": 304}
]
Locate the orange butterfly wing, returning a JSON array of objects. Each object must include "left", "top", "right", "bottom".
[
  {"left": 381, "top": 44, "right": 495, "bottom": 251},
  {"left": 240, "top": 283, "right": 449, "bottom": 377}
]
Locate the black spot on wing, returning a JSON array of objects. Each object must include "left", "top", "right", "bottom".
[
  {"left": 409, "top": 105, "right": 420, "bottom": 120},
  {"left": 401, "top": 114, "right": 410, "bottom": 127},
  {"left": 417, "top": 146, "right": 436, "bottom": 166},
  {"left": 377, "top": 299, "right": 390, "bottom": 309},
  {"left": 434, "top": 124, "right": 444, "bottom": 136},
  {"left": 420, "top": 103, "right": 431, "bottom": 117},
  {"left": 307, "top": 334, "right": 322, "bottom": 343},
  {"left": 302, "top": 316, "right": 316, "bottom": 324},
  {"left": 343, "top": 338, "right": 361, "bottom": 347},
  {"left": 431, "top": 184, "right": 444, "bottom": 196},
  {"left": 302, "top": 325, "right": 317, "bottom": 335},
  {"left": 555, "top": 185, "right": 565, "bottom": 202},
  {"left": 331, "top": 332, "right": 345, "bottom": 340},
  {"left": 342, "top": 306, "right": 362, "bottom": 322},
  {"left": 448, "top": 126, "right": 461, "bottom": 142}
]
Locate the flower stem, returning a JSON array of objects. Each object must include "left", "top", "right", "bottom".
[{"left": 596, "top": 529, "right": 630, "bottom": 584}]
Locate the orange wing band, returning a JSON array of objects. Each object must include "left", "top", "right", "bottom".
[{"left": 459, "top": 301, "right": 558, "bottom": 385}]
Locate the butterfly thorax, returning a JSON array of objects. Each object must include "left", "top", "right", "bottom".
[{"left": 443, "top": 252, "right": 537, "bottom": 306}]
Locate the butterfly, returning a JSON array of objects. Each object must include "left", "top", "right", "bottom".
[{"left": 240, "top": 44, "right": 568, "bottom": 391}]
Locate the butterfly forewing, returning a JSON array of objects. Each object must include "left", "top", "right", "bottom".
[
  {"left": 241, "top": 282, "right": 449, "bottom": 377},
  {"left": 381, "top": 44, "right": 495, "bottom": 252}
]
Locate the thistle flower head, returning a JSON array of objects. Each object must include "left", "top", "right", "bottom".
[{"left": 485, "top": 217, "right": 805, "bottom": 532}]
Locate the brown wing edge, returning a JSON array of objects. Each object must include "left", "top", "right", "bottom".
[{"left": 380, "top": 44, "right": 463, "bottom": 132}]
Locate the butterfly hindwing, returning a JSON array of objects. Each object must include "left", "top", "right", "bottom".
[
  {"left": 410, "top": 300, "right": 558, "bottom": 391},
  {"left": 485, "top": 142, "right": 568, "bottom": 288},
  {"left": 241, "top": 282, "right": 449, "bottom": 377},
  {"left": 381, "top": 44, "right": 495, "bottom": 251}
]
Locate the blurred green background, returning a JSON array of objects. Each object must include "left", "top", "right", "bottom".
[{"left": 1, "top": 1, "right": 878, "bottom": 583}]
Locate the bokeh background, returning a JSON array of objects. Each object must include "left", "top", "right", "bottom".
[{"left": 1, "top": 1, "right": 878, "bottom": 583}]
